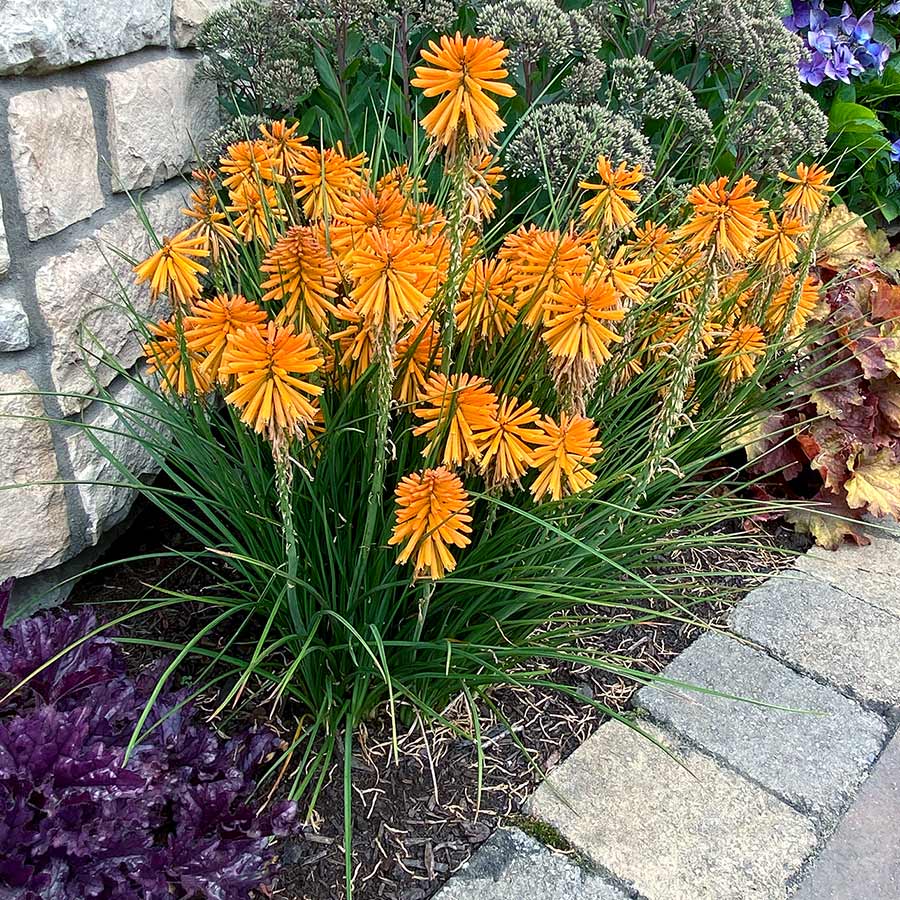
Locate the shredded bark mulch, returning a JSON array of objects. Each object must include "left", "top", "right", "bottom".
[{"left": 71, "top": 499, "right": 809, "bottom": 900}]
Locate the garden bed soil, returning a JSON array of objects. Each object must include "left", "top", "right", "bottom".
[{"left": 71, "top": 500, "right": 809, "bottom": 900}]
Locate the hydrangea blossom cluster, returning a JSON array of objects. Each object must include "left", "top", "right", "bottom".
[{"left": 784, "top": 0, "right": 893, "bottom": 85}]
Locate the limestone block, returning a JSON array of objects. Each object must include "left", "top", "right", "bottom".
[
  {"left": 173, "top": 0, "right": 232, "bottom": 48},
  {"left": 0, "top": 294, "right": 30, "bottom": 351}
]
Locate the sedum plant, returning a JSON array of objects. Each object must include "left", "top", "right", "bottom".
[
  {"left": 196, "top": 0, "right": 828, "bottom": 200},
  {"left": 64, "top": 31, "right": 836, "bottom": 895},
  {"left": 0, "top": 585, "right": 295, "bottom": 899}
]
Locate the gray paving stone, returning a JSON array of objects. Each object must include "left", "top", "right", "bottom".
[
  {"left": 528, "top": 721, "right": 816, "bottom": 900},
  {"left": 729, "top": 572, "right": 900, "bottom": 707},
  {"left": 793, "top": 731, "right": 900, "bottom": 900},
  {"left": 795, "top": 538, "right": 900, "bottom": 618},
  {"left": 434, "top": 827, "right": 627, "bottom": 900},
  {"left": 637, "top": 632, "right": 885, "bottom": 815}
]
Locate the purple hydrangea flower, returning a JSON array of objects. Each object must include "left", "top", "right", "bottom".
[
  {"left": 826, "top": 42, "right": 867, "bottom": 80},
  {"left": 787, "top": 0, "right": 893, "bottom": 81},
  {"left": 799, "top": 50, "right": 830, "bottom": 84},
  {"left": 891, "top": 138, "right": 900, "bottom": 162}
]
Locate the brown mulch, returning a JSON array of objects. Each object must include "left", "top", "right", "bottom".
[{"left": 70, "top": 501, "right": 810, "bottom": 900}]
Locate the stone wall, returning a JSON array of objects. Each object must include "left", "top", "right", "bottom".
[{"left": 0, "top": 0, "right": 227, "bottom": 612}]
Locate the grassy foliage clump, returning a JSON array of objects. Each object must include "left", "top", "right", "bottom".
[{"left": 39, "top": 29, "right": 843, "bottom": 895}]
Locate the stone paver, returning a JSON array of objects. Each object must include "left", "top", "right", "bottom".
[
  {"left": 528, "top": 721, "right": 817, "bottom": 900},
  {"left": 637, "top": 632, "right": 885, "bottom": 815},
  {"left": 729, "top": 572, "right": 900, "bottom": 707},
  {"left": 793, "top": 731, "right": 900, "bottom": 900},
  {"left": 795, "top": 538, "right": 900, "bottom": 619},
  {"left": 434, "top": 828, "right": 627, "bottom": 900}
]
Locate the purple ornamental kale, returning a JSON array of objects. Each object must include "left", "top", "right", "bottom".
[{"left": 0, "top": 607, "right": 296, "bottom": 900}]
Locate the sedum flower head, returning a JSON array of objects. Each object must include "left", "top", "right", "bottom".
[{"left": 389, "top": 466, "right": 473, "bottom": 581}]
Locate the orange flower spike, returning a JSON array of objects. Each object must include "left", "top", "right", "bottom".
[
  {"left": 394, "top": 319, "right": 443, "bottom": 405},
  {"left": 220, "top": 321, "right": 324, "bottom": 439},
  {"left": 465, "top": 153, "right": 505, "bottom": 222},
  {"left": 411, "top": 32, "right": 515, "bottom": 153},
  {"left": 133, "top": 229, "right": 209, "bottom": 306},
  {"left": 259, "top": 119, "right": 309, "bottom": 174},
  {"left": 389, "top": 467, "right": 473, "bottom": 581},
  {"left": 456, "top": 258, "right": 517, "bottom": 343},
  {"left": 182, "top": 185, "right": 239, "bottom": 265},
  {"left": 347, "top": 229, "right": 438, "bottom": 331},
  {"left": 143, "top": 318, "right": 212, "bottom": 397},
  {"left": 292, "top": 143, "right": 367, "bottom": 220},
  {"left": 184, "top": 294, "right": 267, "bottom": 382},
  {"left": 473, "top": 395, "right": 542, "bottom": 485},
  {"left": 226, "top": 181, "right": 286, "bottom": 247},
  {"left": 329, "top": 187, "right": 417, "bottom": 259},
  {"left": 219, "top": 140, "right": 284, "bottom": 191},
  {"left": 594, "top": 245, "right": 649, "bottom": 304},
  {"left": 755, "top": 212, "right": 806, "bottom": 270},
  {"left": 413, "top": 372, "right": 499, "bottom": 466},
  {"left": 779, "top": 162, "right": 834, "bottom": 220},
  {"left": 542, "top": 274, "right": 624, "bottom": 365},
  {"left": 716, "top": 325, "right": 766, "bottom": 383},
  {"left": 679, "top": 175, "right": 768, "bottom": 264},
  {"left": 530, "top": 412, "right": 602, "bottom": 502},
  {"left": 766, "top": 273, "right": 820, "bottom": 336},
  {"left": 502, "top": 227, "right": 591, "bottom": 328},
  {"left": 579, "top": 156, "right": 644, "bottom": 233},
  {"left": 331, "top": 306, "right": 376, "bottom": 385},
  {"left": 627, "top": 221, "right": 678, "bottom": 283},
  {"left": 260, "top": 225, "right": 341, "bottom": 332}
]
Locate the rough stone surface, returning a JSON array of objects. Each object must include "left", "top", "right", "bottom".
[
  {"left": 434, "top": 828, "right": 627, "bottom": 900},
  {"left": 173, "top": 0, "right": 232, "bottom": 47},
  {"left": 106, "top": 56, "right": 219, "bottom": 192},
  {"left": 0, "top": 294, "right": 30, "bottom": 351},
  {"left": 0, "top": 0, "right": 171, "bottom": 74},
  {"left": 795, "top": 537, "right": 900, "bottom": 618},
  {"left": 0, "top": 371, "right": 71, "bottom": 579},
  {"left": 730, "top": 572, "right": 900, "bottom": 707},
  {"left": 528, "top": 721, "right": 817, "bottom": 900},
  {"left": 0, "top": 193, "right": 9, "bottom": 274},
  {"left": 637, "top": 632, "right": 885, "bottom": 815},
  {"left": 34, "top": 185, "right": 186, "bottom": 415},
  {"left": 65, "top": 377, "right": 160, "bottom": 546},
  {"left": 793, "top": 732, "right": 900, "bottom": 900},
  {"left": 8, "top": 86, "right": 104, "bottom": 240}
]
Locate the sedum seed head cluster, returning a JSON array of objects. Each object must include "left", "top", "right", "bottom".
[
  {"left": 476, "top": 0, "right": 604, "bottom": 68},
  {"left": 506, "top": 103, "right": 653, "bottom": 191}
]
